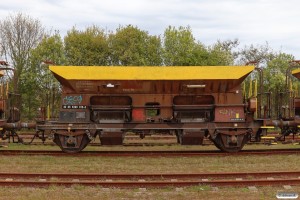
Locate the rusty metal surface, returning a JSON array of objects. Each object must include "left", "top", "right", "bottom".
[
  {"left": 100, "top": 132, "right": 124, "bottom": 145},
  {"left": 4, "top": 122, "right": 36, "bottom": 129},
  {"left": 0, "top": 149, "right": 299, "bottom": 157},
  {"left": 31, "top": 65, "right": 263, "bottom": 153},
  {"left": 1, "top": 179, "right": 300, "bottom": 187},
  {"left": 1, "top": 171, "right": 300, "bottom": 187},
  {"left": 36, "top": 122, "right": 254, "bottom": 130},
  {"left": 1, "top": 171, "right": 300, "bottom": 179}
]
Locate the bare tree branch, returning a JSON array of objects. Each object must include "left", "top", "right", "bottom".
[{"left": 0, "top": 12, "right": 45, "bottom": 93}]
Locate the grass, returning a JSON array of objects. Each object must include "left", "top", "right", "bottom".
[
  {"left": 0, "top": 185, "right": 298, "bottom": 200},
  {"left": 0, "top": 145, "right": 300, "bottom": 174},
  {"left": 0, "top": 142, "right": 300, "bottom": 199}
]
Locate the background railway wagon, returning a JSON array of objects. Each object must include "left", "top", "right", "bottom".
[{"left": 291, "top": 68, "right": 300, "bottom": 128}]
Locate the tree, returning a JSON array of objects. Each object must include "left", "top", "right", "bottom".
[
  {"left": 163, "top": 26, "right": 200, "bottom": 66},
  {"left": 64, "top": 25, "right": 109, "bottom": 65},
  {"left": 143, "top": 35, "right": 163, "bottom": 66},
  {"left": 264, "top": 53, "right": 294, "bottom": 92},
  {"left": 236, "top": 42, "right": 295, "bottom": 118},
  {"left": 235, "top": 42, "right": 276, "bottom": 66},
  {"left": 207, "top": 39, "right": 239, "bottom": 65},
  {"left": 109, "top": 25, "right": 162, "bottom": 66},
  {"left": 162, "top": 26, "right": 236, "bottom": 66},
  {"left": 21, "top": 32, "right": 65, "bottom": 119},
  {"left": 262, "top": 53, "right": 295, "bottom": 118},
  {"left": 0, "top": 13, "right": 45, "bottom": 95},
  {"left": 234, "top": 43, "right": 275, "bottom": 102}
]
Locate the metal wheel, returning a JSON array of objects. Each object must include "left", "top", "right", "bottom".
[
  {"left": 53, "top": 133, "right": 91, "bottom": 153},
  {"left": 212, "top": 133, "right": 249, "bottom": 153}
]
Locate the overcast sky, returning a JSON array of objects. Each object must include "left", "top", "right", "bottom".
[{"left": 1, "top": 0, "right": 299, "bottom": 58}]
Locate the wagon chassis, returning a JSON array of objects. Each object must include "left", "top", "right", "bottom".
[{"left": 37, "top": 120, "right": 260, "bottom": 153}]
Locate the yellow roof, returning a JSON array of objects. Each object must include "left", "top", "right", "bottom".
[
  {"left": 49, "top": 66, "right": 255, "bottom": 80},
  {"left": 0, "top": 71, "right": 4, "bottom": 77},
  {"left": 292, "top": 69, "right": 300, "bottom": 79}
]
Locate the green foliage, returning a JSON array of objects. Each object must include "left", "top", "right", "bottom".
[
  {"left": 20, "top": 32, "right": 65, "bottom": 119},
  {"left": 64, "top": 25, "right": 109, "bottom": 65},
  {"left": 163, "top": 26, "right": 197, "bottom": 65},
  {"left": 207, "top": 39, "right": 239, "bottom": 65},
  {"left": 264, "top": 53, "right": 294, "bottom": 92},
  {"left": 239, "top": 43, "right": 295, "bottom": 118},
  {"left": 190, "top": 42, "right": 210, "bottom": 65},
  {"left": 238, "top": 43, "right": 294, "bottom": 96},
  {"left": 236, "top": 42, "right": 276, "bottom": 66},
  {"left": 109, "top": 25, "right": 162, "bottom": 66},
  {"left": 162, "top": 26, "right": 236, "bottom": 66},
  {"left": 1, "top": 12, "right": 298, "bottom": 120},
  {"left": 0, "top": 13, "right": 44, "bottom": 115},
  {"left": 263, "top": 53, "right": 296, "bottom": 118}
]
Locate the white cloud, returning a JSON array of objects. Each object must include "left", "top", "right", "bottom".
[{"left": 0, "top": 0, "right": 299, "bottom": 57}]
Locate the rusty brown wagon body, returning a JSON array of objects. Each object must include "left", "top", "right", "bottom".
[
  {"left": 292, "top": 67, "right": 300, "bottom": 121},
  {"left": 35, "top": 65, "right": 265, "bottom": 153}
]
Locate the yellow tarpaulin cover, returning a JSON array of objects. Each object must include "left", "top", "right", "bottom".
[
  {"left": 292, "top": 69, "right": 300, "bottom": 80},
  {"left": 50, "top": 66, "right": 255, "bottom": 80}
]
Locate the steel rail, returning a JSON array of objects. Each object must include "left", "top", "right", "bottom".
[
  {"left": 0, "top": 171, "right": 300, "bottom": 179},
  {"left": 0, "top": 149, "right": 300, "bottom": 156},
  {"left": 1, "top": 179, "right": 300, "bottom": 187},
  {"left": 1, "top": 171, "right": 300, "bottom": 187}
]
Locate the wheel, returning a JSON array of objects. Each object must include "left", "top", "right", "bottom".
[
  {"left": 212, "top": 133, "right": 250, "bottom": 153},
  {"left": 53, "top": 134, "right": 91, "bottom": 153},
  {"left": 210, "top": 137, "right": 223, "bottom": 151}
]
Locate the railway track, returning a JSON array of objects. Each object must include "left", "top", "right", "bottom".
[
  {"left": 7, "top": 133, "right": 300, "bottom": 148},
  {"left": 0, "top": 149, "right": 300, "bottom": 156},
  {"left": 1, "top": 171, "right": 300, "bottom": 188},
  {"left": 24, "top": 142, "right": 181, "bottom": 147}
]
